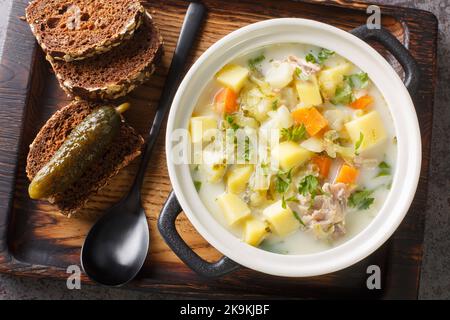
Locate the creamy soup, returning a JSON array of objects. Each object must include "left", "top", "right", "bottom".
[{"left": 189, "top": 43, "right": 396, "bottom": 255}]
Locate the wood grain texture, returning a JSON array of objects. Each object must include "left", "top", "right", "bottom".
[{"left": 0, "top": 0, "right": 438, "bottom": 299}]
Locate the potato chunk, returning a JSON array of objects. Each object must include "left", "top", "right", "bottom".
[
  {"left": 345, "top": 111, "right": 387, "bottom": 152},
  {"left": 273, "top": 141, "right": 313, "bottom": 171},
  {"left": 243, "top": 219, "right": 268, "bottom": 246},
  {"left": 190, "top": 116, "right": 217, "bottom": 143},
  {"left": 295, "top": 75, "right": 322, "bottom": 107},
  {"left": 262, "top": 200, "right": 300, "bottom": 236},
  {"left": 227, "top": 165, "right": 254, "bottom": 194},
  {"left": 216, "top": 192, "right": 251, "bottom": 226},
  {"left": 216, "top": 64, "right": 249, "bottom": 93},
  {"left": 318, "top": 63, "right": 352, "bottom": 99}
]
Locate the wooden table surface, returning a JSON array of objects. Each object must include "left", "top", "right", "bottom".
[{"left": 0, "top": 0, "right": 448, "bottom": 300}]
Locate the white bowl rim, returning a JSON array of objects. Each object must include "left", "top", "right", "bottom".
[{"left": 165, "top": 18, "right": 421, "bottom": 277}]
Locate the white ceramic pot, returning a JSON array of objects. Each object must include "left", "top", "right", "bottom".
[{"left": 162, "top": 18, "right": 421, "bottom": 277}]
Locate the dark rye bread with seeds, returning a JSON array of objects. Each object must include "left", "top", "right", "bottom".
[
  {"left": 26, "top": 100, "right": 144, "bottom": 216},
  {"left": 49, "top": 12, "right": 164, "bottom": 101},
  {"left": 25, "top": 0, "right": 145, "bottom": 62}
]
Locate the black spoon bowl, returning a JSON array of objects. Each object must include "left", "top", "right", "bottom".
[{"left": 81, "top": 2, "right": 206, "bottom": 287}]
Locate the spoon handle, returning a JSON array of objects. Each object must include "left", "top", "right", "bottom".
[{"left": 132, "top": 2, "right": 206, "bottom": 191}]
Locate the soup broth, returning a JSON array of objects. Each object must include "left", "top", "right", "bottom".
[{"left": 189, "top": 43, "right": 396, "bottom": 255}]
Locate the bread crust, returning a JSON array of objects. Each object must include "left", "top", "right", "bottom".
[
  {"left": 26, "top": 100, "right": 145, "bottom": 216},
  {"left": 49, "top": 12, "right": 164, "bottom": 101},
  {"left": 26, "top": 0, "right": 145, "bottom": 62}
]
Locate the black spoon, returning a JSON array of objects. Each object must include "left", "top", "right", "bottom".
[{"left": 81, "top": 2, "right": 206, "bottom": 286}]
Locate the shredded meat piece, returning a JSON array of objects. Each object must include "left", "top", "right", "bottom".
[
  {"left": 289, "top": 182, "right": 350, "bottom": 240},
  {"left": 286, "top": 55, "right": 321, "bottom": 76}
]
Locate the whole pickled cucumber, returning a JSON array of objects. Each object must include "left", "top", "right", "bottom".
[{"left": 29, "top": 106, "right": 121, "bottom": 199}]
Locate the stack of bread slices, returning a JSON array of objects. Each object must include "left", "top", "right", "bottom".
[
  {"left": 25, "top": 0, "right": 163, "bottom": 216},
  {"left": 26, "top": 0, "right": 163, "bottom": 101}
]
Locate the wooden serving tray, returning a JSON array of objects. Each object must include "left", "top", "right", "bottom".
[{"left": 0, "top": 0, "right": 437, "bottom": 299}]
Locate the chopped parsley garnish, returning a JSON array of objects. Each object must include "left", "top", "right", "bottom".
[
  {"left": 294, "top": 67, "right": 302, "bottom": 78},
  {"left": 292, "top": 210, "right": 306, "bottom": 226},
  {"left": 194, "top": 180, "right": 202, "bottom": 192},
  {"left": 225, "top": 114, "right": 240, "bottom": 131},
  {"left": 271, "top": 99, "right": 279, "bottom": 110},
  {"left": 275, "top": 169, "right": 293, "bottom": 194},
  {"left": 331, "top": 72, "right": 369, "bottom": 105},
  {"left": 305, "top": 49, "right": 334, "bottom": 65},
  {"left": 298, "top": 175, "right": 320, "bottom": 198},
  {"left": 281, "top": 124, "right": 306, "bottom": 142},
  {"left": 345, "top": 72, "right": 369, "bottom": 89},
  {"left": 377, "top": 161, "right": 391, "bottom": 177},
  {"left": 349, "top": 189, "right": 374, "bottom": 210},
  {"left": 317, "top": 48, "right": 335, "bottom": 64},
  {"left": 281, "top": 195, "right": 299, "bottom": 209},
  {"left": 331, "top": 81, "right": 354, "bottom": 105},
  {"left": 305, "top": 53, "right": 318, "bottom": 64},
  {"left": 248, "top": 54, "right": 265, "bottom": 71},
  {"left": 355, "top": 132, "right": 364, "bottom": 155}
]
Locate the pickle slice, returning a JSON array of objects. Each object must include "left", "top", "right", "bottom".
[{"left": 29, "top": 106, "right": 121, "bottom": 199}]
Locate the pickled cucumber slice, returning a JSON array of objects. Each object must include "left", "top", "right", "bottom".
[{"left": 29, "top": 106, "right": 122, "bottom": 199}]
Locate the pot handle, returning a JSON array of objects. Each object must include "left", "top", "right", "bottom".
[
  {"left": 158, "top": 191, "right": 240, "bottom": 277},
  {"left": 350, "top": 25, "right": 420, "bottom": 94}
]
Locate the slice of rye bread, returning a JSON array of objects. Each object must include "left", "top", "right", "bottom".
[
  {"left": 26, "top": 100, "right": 145, "bottom": 217},
  {"left": 25, "top": 0, "right": 145, "bottom": 62},
  {"left": 49, "top": 12, "right": 164, "bottom": 101}
]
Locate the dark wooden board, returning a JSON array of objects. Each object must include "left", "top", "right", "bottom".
[{"left": 0, "top": 0, "right": 437, "bottom": 299}]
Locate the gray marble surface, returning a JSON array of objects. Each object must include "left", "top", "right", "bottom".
[{"left": 0, "top": 0, "right": 448, "bottom": 300}]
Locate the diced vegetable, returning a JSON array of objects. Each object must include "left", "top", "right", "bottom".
[
  {"left": 273, "top": 141, "right": 313, "bottom": 171},
  {"left": 295, "top": 75, "right": 322, "bottom": 107},
  {"left": 312, "top": 155, "right": 332, "bottom": 178},
  {"left": 335, "top": 164, "right": 359, "bottom": 184},
  {"left": 251, "top": 164, "right": 272, "bottom": 191},
  {"left": 216, "top": 64, "right": 249, "bottom": 92},
  {"left": 273, "top": 105, "right": 294, "bottom": 129},
  {"left": 265, "top": 62, "right": 294, "bottom": 89},
  {"left": 262, "top": 200, "right": 300, "bottom": 236},
  {"left": 300, "top": 136, "right": 324, "bottom": 153},
  {"left": 189, "top": 116, "right": 217, "bottom": 143},
  {"left": 318, "top": 63, "right": 352, "bottom": 99},
  {"left": 216, "top": 192, "right": 251, "bottom": 226},
  {"left": 201, "top": 163, "right": 227, "bottom": 183},
  {"left": 350, "top": 95, "right": 373, "bottom": 109},
  {"left": 201, "top": 145, "right": 227, "bottom": 183},
  {"left": 215, "top": 88, "right": 238, "bottom": 114},
  {"left": 249, "top": 190, "right": 268, "bottom": 206},
  {"left": 243, "top": 219, "right": 268, "bottom": 246},
  {"left": 280, "top": 86, "right": 298, "bottom": 109},
  {"left": 240, "top": 85, "right": 271, "bottom": 122},
  {"left": 291, "top": 107, "right": 328, "bottom": 136},
  {"left": 323, "top": 109, "right": 348, "bottom": 131},
  {"left": 227, "top": 165, "right": 254, "bottom": 194},
  {"left": 344, "top": 111, "right": 387, "bottom": 152}
]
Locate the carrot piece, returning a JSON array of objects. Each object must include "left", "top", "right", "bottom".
[
  {"left": 312, "top": 155, "right": 332, "bottom": 178},
  {"left": 214, "top": 88, "right": 238, "bottom": 114},
  {"left": 350, "top": 95, "right": 373, "bottom": 109},
  {"left": 335, "top": 164, "right": 359, "bottom": 184},
  {"left": 291, "top": 107, "right": 328, "bottom": 136}
]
